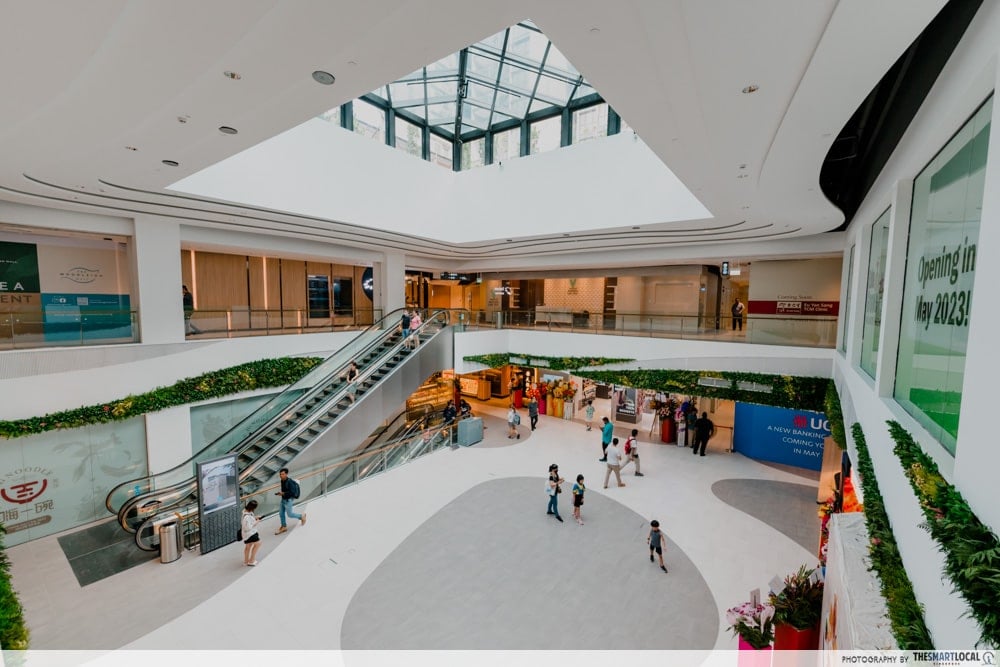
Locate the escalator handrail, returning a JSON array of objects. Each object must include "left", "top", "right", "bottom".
[
  {"left": 131, "top": 392, "right": 456, "bottom": 551},
  {"left": 117, "top": 310, "right": 449, "bottom": 532},
  {"left": 233, "top": 311, "right": 450, "bottom": 486},
  {"left": 106, "top": 307, "right": 411, "bottom": 515}
]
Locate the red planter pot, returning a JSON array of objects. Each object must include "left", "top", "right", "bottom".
[
  {"left": 738, "top": 637, "right": 773, "bottom": 667},
  {"left": 773, "top": 622, "right": 820, "bottom": 650}
]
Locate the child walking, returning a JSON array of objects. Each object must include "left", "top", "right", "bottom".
[
  {"left": 647, "top": 519, "right": 668, "bottom": 573},
  {"left": 585, "top": 400, "right": 595, "bottom": 431},
  {"left": 572, "top": 474, "right": 586, "bottom": 525}
]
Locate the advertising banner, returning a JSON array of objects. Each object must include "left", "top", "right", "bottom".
[{"left": 733, "top": 402, "right": 830, "bottom": 470}]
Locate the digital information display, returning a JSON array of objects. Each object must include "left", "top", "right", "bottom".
[{"left": 196, "top": 454, "right": 241, "bottom": 554}]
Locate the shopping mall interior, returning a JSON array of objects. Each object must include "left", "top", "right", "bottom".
[{"left": 1, "top": 0, "right": 999, "bottom": 658}]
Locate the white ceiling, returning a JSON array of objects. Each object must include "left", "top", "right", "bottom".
[{"left": 0, "top": 0, "right": 946, "bottom": 269}]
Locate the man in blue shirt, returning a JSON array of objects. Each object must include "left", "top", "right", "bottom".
[{"left": 599, "top": 416, "right": 613, "bottom": 462}]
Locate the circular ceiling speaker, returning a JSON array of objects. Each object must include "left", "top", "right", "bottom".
[{"left": 312, "top": 70, "right": 336, "bottom": 85}]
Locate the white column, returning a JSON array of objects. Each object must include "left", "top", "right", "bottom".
[
  {"left": 132, "top": 216, "right": 184, "bottom": 343},
  {"left": 375, "top": 251, "right": 406, "bottom": 317},
  {"left": 843, "top": 224, "right": 871, "bottom": 367},
  {"left": 145, "top": 407, "right": 193, "bottom": 474},
  {"left": 874, "top": 179, "right": 912, "bottom": 398}
]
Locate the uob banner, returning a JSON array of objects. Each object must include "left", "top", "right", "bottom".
[{"left": 733, "top": 402, "right": 830, "bottom": 470}]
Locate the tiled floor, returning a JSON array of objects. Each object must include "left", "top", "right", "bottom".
[{"left": 8, "top": 398, "right": 820, "bottom": 650}]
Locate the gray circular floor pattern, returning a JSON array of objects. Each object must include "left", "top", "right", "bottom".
[
  {"left": 711, "top": 478, "right": 820, "bottom": 553},
  {"left": 342, "top": 476, "right": 719, "bottom": 649}
]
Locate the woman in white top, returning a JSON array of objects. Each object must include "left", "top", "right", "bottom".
[
  {"left": 242, "top": 499, "right": 262, "bottom": 566},
  {"left": 507, "top": 404, "right": 520, "bottom": 439}
]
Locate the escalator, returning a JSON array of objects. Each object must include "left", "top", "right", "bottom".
[{"left": 106, "top": 308, "right": 451, "bottom": 550}]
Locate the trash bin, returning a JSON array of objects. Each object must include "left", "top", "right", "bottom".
[{"left": 159, "top": 520, "right": 182, "bottom": 563}]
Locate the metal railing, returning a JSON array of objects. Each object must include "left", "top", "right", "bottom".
[
  {"left": 449, "top": 309, "right": 837, "bottom": 348},
  {"left": 186, "top": 307, "right": 383, "bottom": 339},
  {"left": 136, "top": 415, "right": 458, "bottom": 551}
]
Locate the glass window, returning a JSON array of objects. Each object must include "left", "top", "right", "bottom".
[
  {"left": 493, "top": 127, "right": 521, "bottom": 162},
  {"left": 429, "top": 133, "right": 453, "bottom": 170},
  {"left": 894, "top": 95, "right": 991, "bottom": 454},
  {"left": 860, "top": 209, "right": 891, "bottom": 378},
  {"left": 318, "top": 106, "right": 340, "bottom": 125},
  {"left": 353, "top": 100, "right": 386, "bottom": 143},
  {"left": 573, "top": 103, "right": 608, "bottom": 144},
  {"left": 461, "top": 138, "right": 486, "bottom": 170},
  {"left": 841, "top": 246, "right": 854, "bottom": 353},
  {"left": 394, "top": 117, "right": 422, "bottom": 157},
  {"left": 334, "top": 278, "right": 353, "bottom": 315},
  {"left": 530, "top": 115, "right": 561, "bottom": 155}
]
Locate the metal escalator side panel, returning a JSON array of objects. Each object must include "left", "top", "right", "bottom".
[{"left": 106, "top": 308, "right": 412, "bottom": 518}]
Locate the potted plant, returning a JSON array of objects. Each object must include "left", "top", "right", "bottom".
[
  {"left": 726, "top": 600, "right": 775, "bottom": 650},
  {"left": 769, "top": 564, "right": 825, "bottom": 650}
]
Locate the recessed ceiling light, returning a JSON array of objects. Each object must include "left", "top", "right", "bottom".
[
  {"left": 162, "top": 160, "right": 179, "bottom": 167},
  {"left": 739, "top": 164, "right": 747, "bottom": 169},
  {"left": 223, "top": 71, "right": 242, "bottom": 80},
  {"left": 177, "top": 115, "right": 190, "bottom": 124},
  {"left": 562, "top": 233, "right": 570, "bottom": 237},
  {"left": 505, "top": 239, "right": 513, "bottom": 242},
  {"left": 125, "top": 146, "right": 138, "bottom": 151},
  {"left": 590, "top": 27, "right": 601, "bottom": 34},
  {"left": 742, "top": 84, "right": 759, "bottom": 94},
  {"left": 347, "top": 60, "right": 358, "bottom": 66},
  {"left": 632, "top": 226, "right": 640, "bottom": 230},
  {"left": 218, "top": 126, "right": 238, "bottom": 135},
  {"left": 312, "top": 70, "right": 336, "bottom": 85}
]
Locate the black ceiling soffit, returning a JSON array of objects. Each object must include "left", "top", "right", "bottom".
[{"left": 820, "top": 0, "right": 984, "bottom": 231}]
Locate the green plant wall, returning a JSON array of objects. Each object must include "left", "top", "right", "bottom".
[{"left": 0, "top": 357, "right": 323, "bottom": 439}]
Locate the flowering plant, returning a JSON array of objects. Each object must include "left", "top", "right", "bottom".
[{"left": 726, "top": 600, "right": 775, "bottom": 649}]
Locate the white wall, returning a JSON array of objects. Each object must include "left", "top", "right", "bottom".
[
  {"left": 454, "top": 329, "right": 834, "bottom": 378},
  {"left": 0, "top": 330, "right": 358, "bottom": 420},
  {"left": 169, "top": 121, "right": 711, "bottom": 244},
  {"left": 835, "top": 0, "right": 1000, "bottom": 647}
]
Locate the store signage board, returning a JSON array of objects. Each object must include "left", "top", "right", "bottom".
[
  {"left": 733, "top": 403, "right": 830, "bottom": 471},
  {"left": 509, "top": 356, "right": 527, "bottom": 364}
]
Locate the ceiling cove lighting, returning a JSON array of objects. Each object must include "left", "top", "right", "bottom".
[{"left": 312, "top": 70, "right": 336, "bottom": 85}]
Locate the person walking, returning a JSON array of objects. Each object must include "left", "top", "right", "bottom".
[
  {"left": 546, "top": 464, "right": 564, "bottom": 522},
  {"left": 619, "top": 428, "right": 643, "bottom": 476},
  {"left": 693, "top": 411, "right": 715, "bottom": 457},
  {"left": 599, "top": 416, "right": 613, "bottom": 461},
  {"left": 182, "top": 285, "right": 200, "bottom": 335},
  {"left": 507, "top": 404, "right": 521, "bottom": 439},
  {"left": 585, "top": 400, "right": 595, "bottom": 431},
  {"left": 527, "top": 397, "right": 539, "bottom": 431},
  {"left": 603, "top": 437, "right": 626, "bottom": 489},
  {"left": 572, "top": 474, "right": 586, "bottom": 525},
  {"left": 647, "top": 519, "right": 668, "bottom": 573},
  {"left": 409, "top": 309, "right": 422, "bottom": 348},
  {"left": 344, "top": 360, "right": 359, "bottom": 403},
  {"left": 241, "top": 499, "right": 261, "bottom": 566},
  {"left": 274, "top": 468, "right": 306, "bottom": 534},
  {"left": 400, "top": 309, "right": 412, "bottom": 347},
  {"left": 731, "top": 298, "right": 745, "bottom": 331}
]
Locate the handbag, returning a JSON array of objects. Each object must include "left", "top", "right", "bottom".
[{"left": 237, "top": 528, "right": 243, "bottom": 541}]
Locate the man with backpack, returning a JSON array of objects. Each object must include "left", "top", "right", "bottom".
[
  {"left": 619, "top": 428, "right": 643, "bottom": 476},
  {"left": 274, "top": 467, "right": 306, "bottom": 534}
]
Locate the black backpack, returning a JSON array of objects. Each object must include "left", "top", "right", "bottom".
[
  {"left": 288, "top": 478, "right": 301, "bottom": 499},
  {"left": 401, "top": 313, "right": 411, "bottom": 328}
]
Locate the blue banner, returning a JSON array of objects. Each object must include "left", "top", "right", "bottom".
[{"left": 733, "top": 402, "right": 830, "bottom": 470}]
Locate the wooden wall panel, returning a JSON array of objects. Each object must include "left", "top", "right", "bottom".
[
  {"left": 248, "top": 256, "right": 266, "bottom": 309},
  {"left": 194, "top": 252, "right": 247, "bottom": 309},
  {"left": 264, "top": 257, "right": 281, "bottom": 311},
  {"left": 281, "top": 260, "right": 307, "bottom": 327},
  {"left": 180, "top": 250, "right": 194, "bottom": 294}
]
